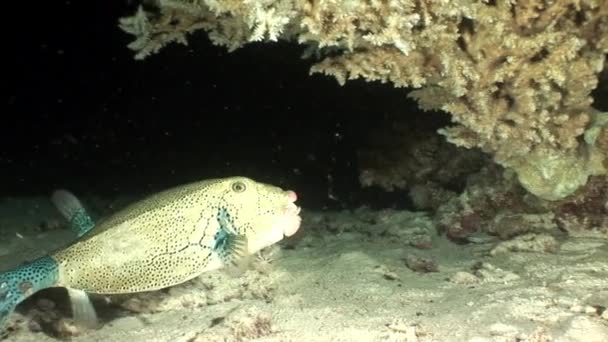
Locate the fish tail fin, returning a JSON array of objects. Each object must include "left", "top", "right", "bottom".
[
  {"left": 0, "top": 256, "right": 59, "bottom": 332},
  {"left": 51, "top": 189, "right": 95, "bottom": 237}
]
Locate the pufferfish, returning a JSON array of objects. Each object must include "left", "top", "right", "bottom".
[{"left": 0, "top": 176, "right": 301, "bottom": 331}]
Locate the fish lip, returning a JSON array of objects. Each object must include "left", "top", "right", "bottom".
[
  {"left": 282, "top": 195, "right": 301, "bottom": 237},
  {"left": 286, "top": 190, "right": 297, "bottom": 202},
  {"left": 283, "top": 190, "right": 301, "bottom": 217},
  {"left": 284, "top": 201, "right": 301, "bottom": 215}
]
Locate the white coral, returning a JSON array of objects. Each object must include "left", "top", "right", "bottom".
[
  {"left": 362, "top": 13, "right": 420, "bottom": 55},
  {"left": 242, "top": 0, "right": 295, "bottom": 42}
]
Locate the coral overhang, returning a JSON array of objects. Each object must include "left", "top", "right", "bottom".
[{"left": 119, "top": 0, "right": 608, "bottom": 201}]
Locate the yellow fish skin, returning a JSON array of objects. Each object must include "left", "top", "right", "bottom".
[{"left": 0, "top": 176, "right": 301, "bottom": 330}]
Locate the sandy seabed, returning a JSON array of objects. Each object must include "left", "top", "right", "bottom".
[{"left": 1, "top": 196, "right": 607, "bottom": 342}]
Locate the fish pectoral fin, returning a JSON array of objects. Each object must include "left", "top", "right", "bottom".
[
  {"left": 217, "top": 233, "right": 249, "bottom": 267},
  {"left": 67, "top": 288, "right": 99, "bottom": 329}
]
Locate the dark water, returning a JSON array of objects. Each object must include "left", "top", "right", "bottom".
[{"left": 2, "top": 1, "right": 448, "bottom": 212}]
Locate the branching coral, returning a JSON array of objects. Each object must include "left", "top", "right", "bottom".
[
  {"left": 119, "top": 0, "right": 299, "bottom": 57},
  {"left": 119, "top": 0, "right": 608, "bottom": 200}
]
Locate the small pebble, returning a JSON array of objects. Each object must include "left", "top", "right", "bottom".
[
  {"left": 404, "top": 254, "right": 438, "bottom": 273},
  {"left": 449, "top": 271, "right": 480, "bottom": 285}
]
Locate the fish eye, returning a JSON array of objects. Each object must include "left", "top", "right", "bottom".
[{"left": 231, "top": 181, "right": 246, "bottom": 193}]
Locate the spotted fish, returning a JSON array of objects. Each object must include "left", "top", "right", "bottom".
[{"left": 0, "top": 176, "right": 301, "bottom": 331}]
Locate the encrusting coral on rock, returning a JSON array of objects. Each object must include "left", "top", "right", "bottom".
[{"left": 119, "top": 0, "right": 608, "bottom": 201}]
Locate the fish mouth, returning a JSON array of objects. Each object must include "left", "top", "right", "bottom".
[
  {"left": 247, "top": 190, "right": 302, "bottom": 254},
  {"left": 282, "top": 191, "right": 302, "bottom": 237}
]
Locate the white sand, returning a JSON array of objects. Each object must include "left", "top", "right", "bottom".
[{"left": 1, "top": 198, "right": 607, "bottom": 341}]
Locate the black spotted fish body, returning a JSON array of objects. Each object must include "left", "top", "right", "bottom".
[{"left": 0, "top": 176, "right": 301, "bottom": 331}]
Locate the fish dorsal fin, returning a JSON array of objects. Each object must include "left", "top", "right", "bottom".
[{"left": 51, "top": 189, "right": 96, "bottom": 237}]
